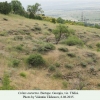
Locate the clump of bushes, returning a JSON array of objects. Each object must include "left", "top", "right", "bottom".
[
  {"left": 62, "top": 36, "right": 84, "bottom": 46},
  {"left": 0, "top": 31, "right": 7, "bottom": 36},
  {"left": 15, "top": 45, "right": 23, "bottom": 51},
  {"left": 0, "top": 73, "right": 14, "bottom": 90},
  {"left": 14, "top": 36, "right": 23, "bottom": 41},
  {"left": 54, "top": 62, "right": 60, "bottom": 67},
  {"left": 67, "top": 52, "right": 76, "bottom": 57},
  {"left": 65, "top": 64, "right": 74, "bottom": 69},
  {"left": 81, "top": 62, "right": 87, "bottom": 68},
  {"left": 53, "top": 72, "right": 62, "bottom": 79},
  {"left": 96, "top": 43, "right": 100, "bottom": 52},
  {"left": 11, "top": 59, "right": 20, "bottom": 67},
  {"left": 48, "top": 65, "right": 56, "bottom": 72},
  {"left": 37, "top": 43, "right": 55, "bottom": 53},
  {"left": 58, "top": 47, "right": 68, "bottom": 52},
  {"left": 34, "top": 26, "right": 41, "bottom": 31},
  {"left": 26, "top": 53, "right": 45, "bottom": 67},
  {"left": 62, "top": 81, "right": 68, "bottom": 88},
  {"left": 96, "top": 43, "right": 100, "bottom": 48}
]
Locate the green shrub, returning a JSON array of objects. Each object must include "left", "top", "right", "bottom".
[
  {"left": 67, "top": 53, "right": 76, "bottom": 57},
  {"left": 27, "top": 54, "right": 45, "bottom": 67},
  {"left": 97, "top": 83, "right": 100, "bottom": 87},
  {"left": 25, "top": 36, "right": 32, "bottom": 40},
  {"left": 38, "top": 43, "right": 55, "bottom": 53},
  {"left": 62, "top": 36, "right": 84, "bottom": 46},
  {"left": 48, "top": 28, "right": 52, "bottom": 32},
  {"left": 81, "top": 62, "right": 87, "bottom": 68},
  {"left": 96, "top": 43, "right": 100, "bottom": 48},
  {"left": 48, "top": 65, "right": 56, "bottom": 72},
  {"left": 65, "top": 64, "right": 74, "bottom": 69},
  {"left": 34, "top": 26, "right": 41, "bottom": 31},
  {"left": 55, "top": 62, "right": 60, "bottom": 67},
  {"left": 15, "top": 45, "right": 23, "bottom": 51},
  {"left": 62, "top": 81, "right": 68, "bottom": 88},
  {"left": 20, "top": 72, "right": 26, "bottom": 78},
  {"left": 14, "top": 36, "right": 23, "bottom": 41},
  {"left": 11, "top": 59, "right": 20, "bottom": 67},
  {"left": 58, "top": 47, "right": 68, "bottom": 52},
  {"left": 90, "top": 66, "right": 95, "bottom": 72},
  {"left": 53, "top": 72, "right": 62, "bottom": 79},
  {"left": 77, "top": 81, "right": 85, "bottom": 90},
  {"left": 0, "top": 31, "right": 7, "bottom": 36},
  {"left": 0, "top": 73, "right": 14, "bottom": 90}
]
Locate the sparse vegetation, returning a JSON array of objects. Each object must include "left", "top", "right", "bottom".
[
  {"left": 62, "top": 81, "right": 68, "bottom": 88},
  {"left": 65, "top": 64, "right": 74, "bottom": 69},
  {"left": 0, "top": 73, "right": 14, "bottom": 90},
  {"left": 0, "top": 6, "right": 100, "bottom": 90}
]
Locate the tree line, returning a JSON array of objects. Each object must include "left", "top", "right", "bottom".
[{"left": 0, "top": 0, "right": 43, "bottom": 19}]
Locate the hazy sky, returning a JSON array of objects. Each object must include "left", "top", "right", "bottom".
[
  {"left": 0, "top": 0, "right": 100, "bottom": 11},
  {"left": 1, "top": 0, "right": 100, "bottom": 7}
]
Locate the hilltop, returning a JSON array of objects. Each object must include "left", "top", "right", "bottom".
[{"left": 0, "top": 14, "right": 100, "bottom": 90}]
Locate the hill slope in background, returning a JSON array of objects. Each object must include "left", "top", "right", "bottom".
[
  {"left": 22, "top": 0, "right": 100, "bottom": 23},
  {"left": 0, "top": 14, "right": 100, "bottom": 90}
]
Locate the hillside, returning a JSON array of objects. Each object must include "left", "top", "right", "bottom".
[{"left": 0, "top": 14, "right": 100, "bottom": 90}]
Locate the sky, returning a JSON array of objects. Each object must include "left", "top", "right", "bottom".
[
  {"left": 1, "top": 0, "right": 100, "bottom": 9},
  {"left": 0, "top": 0, "right": 100, "bottom": 14}
]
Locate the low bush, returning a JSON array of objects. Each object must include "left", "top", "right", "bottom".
[
  {"left": 81, "top": 62, "right": 87, "bottom": 68},
  {"left": 37, "top": 43, "right": 55, "bottom": 53},
  {"left": 62, "top": 81, "right": 68, "bottom": 88},
  {"left": 67, "top": 53, "right": 76, "bottom": 57},
  {"left": 34, "top": 26, "right": 41, "bottom": 31},
  {"left": 48, "top": 65, "right": 56, "bottom": 72},
  {"left": 26, "top": 54, "right": 45, "bottom": 67},
  {"left": 0, "top": 31, "right": 7, "bottom": 36},
  {"left": 15, "top": 45, "right": 23, "bottom": 51},
  {"left": 54, "top": 62, "right": 60, "bottom": 67},
  {"left": 96, "top": 43, "right": 100, "bottom": 48},
  {"left": 62, "top": 36, "right": 84, "bottom": 46},
  {"left": 97, "top": 83, "right": 100, "bottom": 87},
  {"left": 58, "top": 47, "right": 68, "bottom": 52},
  {"left": 14, "top": 36, "right": 23, "bottom": 41},
  {"left": 0, "top": 73, "right": 14, "bottom": 90},
  {"left": 20, "top": 72, "right": 26, "bottom": 78},
  {"left": 53, "top": 72, "right": 62, "bottom": 79},
  {"left": 65, "top": 64, "right": 74, "bottom": 69},
  {"left": 11, "top": 59, "right": 20, "bottom": 67}
]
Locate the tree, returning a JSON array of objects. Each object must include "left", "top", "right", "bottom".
[
  {"left": 57, "top": 17, "right": 65, "bottom": 24},
  {"left": 0, "top": 1, "right": 11, "bottom": 14},
  {"left": 53, "top": 24, "right": 70, "bottom": 44},
  {"left": 27, "top": 3, "right": 44, "bottom": 19},
  {"left": 51, "top": 18, "right": 56, "bottom": 24},
  {"left": 11, "top": 0, "right": 25, "bottom": 16}
]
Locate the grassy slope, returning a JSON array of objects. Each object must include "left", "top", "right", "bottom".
[{"left": 0, "top": 14, "right": 100, "bottom": 90}]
